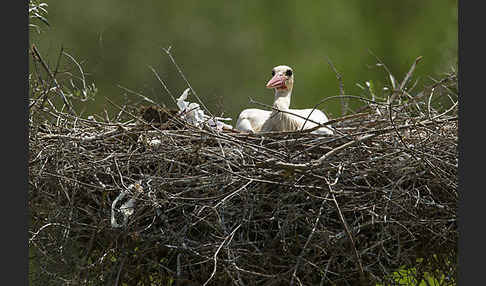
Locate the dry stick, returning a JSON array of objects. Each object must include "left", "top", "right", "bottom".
[
  {"left": 326, "top": 57, "right": 348, "bottom": 116},
  {"left": 267, "top": 133, "right": 377, "bottom": 171},
  {"left": 321, "top": 255, "right": 334, "bottom": 285},
  {"left": 400, "top": 56, "right": 423, "bottom": 91},
  {"left": 117, "top": 84, "right": 159, "bottom": 106},
  {"left": 30, "top": 58, "right": 55, "bottom": 108},
  {"left": 293, "top": 58, "right": 345, "bottom": 134},
  {"left": 29, "top": 50, "right": 53, "bottom": 109},
  {"left": 395, "top": 63, "right": 455, "bottom": 190},
  {"left": 370, "top": 54, "right": 444, "bottom": 182},
  {"left": 46, "top": 109, "right": 134, "bottom": 127},
  {"left": 288, "top": 60, "right": 348, "bottom": 136},
  {"left": 115, "top": 83, "right": 186, "bottom": 127},
  {"left": 163, "top": 46, "right": 213, "bottom": 117},
  {"left": 428, "top": 73, "right": 458, "bottom": 96},
  {"left": 45, "top": 46, "right": 65, "bottom": 111},
  {"left": 290, "top": 198, "right": 326, "bottom": 286},
  {"left": 103, "top": 95, "right": 187, "bottom": 130},
  {"left": 31, "top": 44, "right": 76, "bottom": 115},
  {"left": 114, "top": 256, "right": 126, "bottom": 286},
  {"left": 202, "top": 129, "right": 286, "bottom": 158},
  {"left": 385, "top": 56, "right": 423, "bottom": 154},
  {"left": 202, "top": 224, "right": 241, "bottom": 286},
  {"left": 394, "top": 56, "right": 423, "bottom": 108},
  {"left": 399, "top": 73, "right": 456, "bottom": 108},
  {"left": 39, "top": 128, "right": 122, "bottom": 141},
  {"left": 148, "top": 65, "right": 178, "bottom": 105},
  {"left": 215, "top": 137, "right": 233, "bottom": 173},
  {"left": 430, "top": 98, "right": 458, "bottom": 122},
  {"left": 317, "top": 133, "right": 376, "bottom": 165},
  {"left": 314, "top": 94, "right": 390, "bottom": 108},
  {"left": 29, "top": 223, "right": 66, "bottom": 244},
  {"left": 330, "top": 191, "right": 366, "bottom": 284},
  {"left": 266, "top": 116, "right": 457, "bottom": 171},
  {"left": 214, "top": 180, "right": 252, "bottom": 209},
  {"left": 368, "top": 50, "right": 395, "bottom": 92},
  {"left": 289, "top": 112, "right": 372, "bottom": 159},
  {"left": 62, "top": 51, "right": 87, "bottom": 93},
  {"left": 232, "top": 265, "right": 277, "bottom": 278},
  {"left": 385, "top": 57, "right": 451, "bottom": 184},
  {"left": 306, "top": 111, "right": 370, "bottom": 130},
  {"left": 427, "top": 81, "right": 458, "bottom": 123}
]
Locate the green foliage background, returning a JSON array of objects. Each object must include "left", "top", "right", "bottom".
[{"left": 30, "top": 0, "right": 457, "bottom": 121}]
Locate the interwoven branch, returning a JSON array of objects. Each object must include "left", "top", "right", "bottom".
[{"left": 29, "top": 57, "right": 458, "bottom": 285}]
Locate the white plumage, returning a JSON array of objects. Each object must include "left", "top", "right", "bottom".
[
  {"left": 235, "top": 108, "right": 271, "bottom": 133},
  {"left": 236, "top": 65, "right": 333, "bottom": 135}
]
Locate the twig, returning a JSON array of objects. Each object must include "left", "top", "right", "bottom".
[
  {"left": 265, "top": 116, "right": 457, "bottom": 170},
  {"left": 400, "top": 56, "right": 423, "bottom": 91},
  {"left": 163, "top": 46, "right": 213, "bottom": 117},
  {"left": 290, "top": 199, "right": 326, "bottom": 286},
  {"left": 326, "top": 57, "right": 348, "bottom": 116},
  {"left": 114, "top": 256, "right": 126, "bottom": 286},
  {"left": 31, "top": 44, "right": 76, "bottom": 115},
  {"left": 148, "top": 65, "right": 178, "bottom": 105},
  {"left": 202, "top": 224, "right": 241, "bottom": 286},
  {"left": 330, "top": 190, "right": 366, "bottom": 283},
  {"left": 117, "top": 84, "right": 159, "bottom": 106}
]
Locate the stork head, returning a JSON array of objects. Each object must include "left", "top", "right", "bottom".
[{"left": 266, "top": 65, "right": 294, "bottom": 92}]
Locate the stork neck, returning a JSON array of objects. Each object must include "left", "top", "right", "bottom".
[{"left": 272, "top": 89, "right": 292, "bottom": 111}]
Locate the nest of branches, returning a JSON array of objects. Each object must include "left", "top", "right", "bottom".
[{"left": 29, "top": 54, "right": 458, "bottom": 285}]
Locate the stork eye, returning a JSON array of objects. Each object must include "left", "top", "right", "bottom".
[
  {"left": 271, "top": 70, "right": 275, "bottom": 76},
  {"left": 285, "top": 70, "right": 293, "bottom": 77}
]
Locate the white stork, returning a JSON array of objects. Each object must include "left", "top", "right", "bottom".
[{"left": 236, "top": 65, "right": 333, "bottom": 134}]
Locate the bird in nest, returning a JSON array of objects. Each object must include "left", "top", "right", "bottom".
[{"left": 236, "top": 65, "right": 333, "bottom": 135}]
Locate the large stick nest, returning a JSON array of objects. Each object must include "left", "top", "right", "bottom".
[{"left": 29, "top": 69, "right": 458, "bottom": 285}]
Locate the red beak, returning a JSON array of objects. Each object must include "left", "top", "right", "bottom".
[{"left": 266, "top": 74, "right": 287, "bottom": 89}]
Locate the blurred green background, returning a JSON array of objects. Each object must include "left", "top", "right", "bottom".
[{"left": 30, "top": 0, "right": 457, "bottom": 121}]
